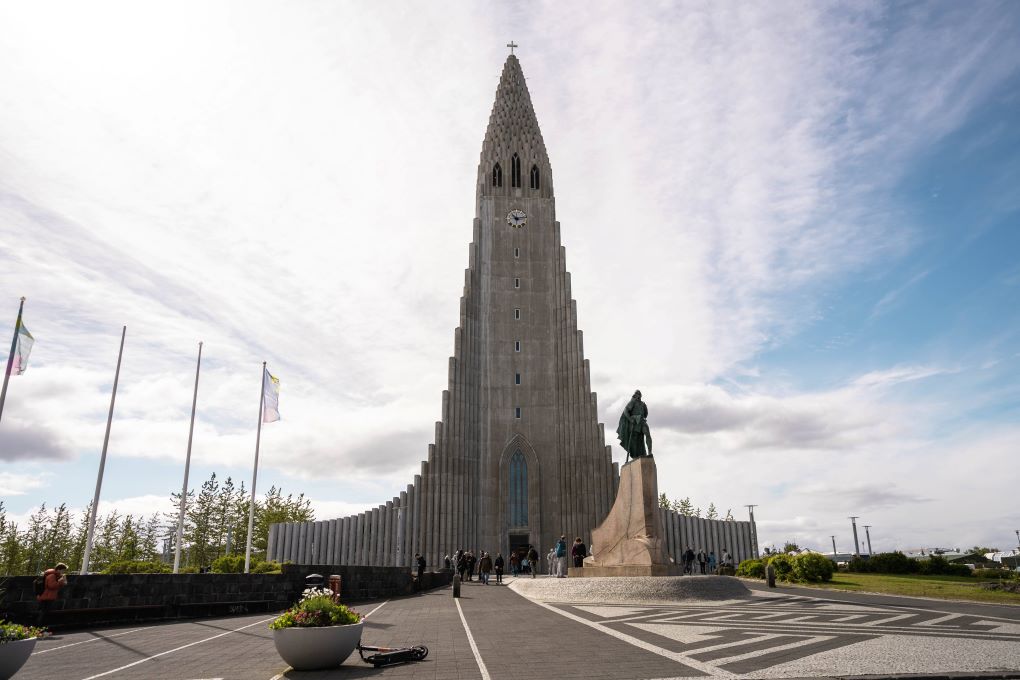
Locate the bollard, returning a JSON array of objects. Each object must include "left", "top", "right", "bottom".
[
  {"left": 452, "top": 574, "right": 461, "bottom": 598},
  {"left": 328, "top": 574, "right": 342, "bottom": 601},
  {"left": 766, "top": 563, "right": 776, "bottom": 588}
]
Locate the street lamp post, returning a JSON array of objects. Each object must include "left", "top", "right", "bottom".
[
  {"left": 849, "top": 516, "right": 861, "bottom": 557},
  {"left": 831, "top": 535, "right": 837, "bottom": 557},
  {"left": 1014, "top": 529, "right": 1020, "bottom": 571},
  {"left": 863, "top": 525, "right": 873, "bottom": 556}
]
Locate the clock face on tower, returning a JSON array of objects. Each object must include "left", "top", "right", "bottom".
[{"left": 506, "top": 209, "right": 527, "bottom": 228}]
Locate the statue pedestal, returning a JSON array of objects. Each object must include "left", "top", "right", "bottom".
[{"left": 569, "top": 456, "right": 680, "bottom": 577}]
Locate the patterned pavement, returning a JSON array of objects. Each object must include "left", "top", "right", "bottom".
[{"left": 12, "top": 577, "right": 1020, "bottom": 679}]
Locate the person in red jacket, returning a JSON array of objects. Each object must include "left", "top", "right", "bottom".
[{"left": 36, "top": 562, "right": 68, "bottom": 625}]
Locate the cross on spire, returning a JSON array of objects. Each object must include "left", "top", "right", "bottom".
[{"left": 507, "top": 41, "right": 518, "bottom": 55}]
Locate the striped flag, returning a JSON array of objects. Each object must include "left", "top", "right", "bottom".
[
  {"left": 262, "top": 367, "right": 280, "bottom": 422},
  {"left": 9, "top": 318, "right": 33, "bottom": 376}
]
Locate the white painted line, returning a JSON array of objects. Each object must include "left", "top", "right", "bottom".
[
  {"left": 79, "top": 616, "right": 275, "bottom": 680},
  {"left": 520, "top": 594, "right": 734, "bottom": 678},
  {"left": 455, "top": 598, "right": 491, "bottom": 680},
  {"left": 362, "top": 601, "right": 388, "bottom": 619},
  {"left": 33, "top": 627, "right": 154, "bottom": 655}
]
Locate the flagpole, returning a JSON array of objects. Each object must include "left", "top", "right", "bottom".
[
  {"left": 81, "top": 325, "right": 127, "bottom": 574},
  {"left": 173, "top": 341, "right": 203, "bottom": 574},
  {"left": 244, "top": 361, "right": 267, "bottom": 574},
  {"left": 0, "top": 297, "right": 26, "bottom": 424}
]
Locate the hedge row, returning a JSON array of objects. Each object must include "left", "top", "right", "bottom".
[
  {"left": 845, "top": 552, "right": 971, "bottom": 577},
  {"left": 736, "top": 552, "right": 834, "bottom": 583}
]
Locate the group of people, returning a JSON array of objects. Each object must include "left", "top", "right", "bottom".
[
  {"left": 440, "top": 535, "right": 591, "bottom": 582},
  {"left": 678, "top": 547, "right": 733, "bottom": 575}
]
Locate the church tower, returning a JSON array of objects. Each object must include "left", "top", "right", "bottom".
[{"left": 267, "top": 54, "right": 619, "bottom": 568}]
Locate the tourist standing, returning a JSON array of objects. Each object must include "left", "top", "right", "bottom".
[
  {"left": 683, "top": 547, "right": 695, "bottom": 575},
  {"left": 555, "top": 535, "right": 568, "bottom": 578},
  {"left": 444, "top": 554, "right": 451, "bottom": 569},
  {"left": 547, "top": 547, "right": 556, "bottom": 575},
  {"left": 466, "top": 551, "right": 476, "bottom": 581},
  {"left": 697, "top": 549, "right": 707, "bottom": 575},
  {"left": 509, "top": 551, "right": 520, "bottom": 576},
  {"left": 415, "top": 553, "right": 426, "bottom": 582},
  {"left": 36, "top": 562, "right": 68, "bottom": 625},
  {"left": 527, "top": 545, "right": 539, "bottom": 578},
  {"left": 708, "top": 551, "right": 717, "bottom": 574},
  {"left": 478, "top": 552, "right": 493, "bottom": 585},
  {"left": 494, "top": 552, "right": 505, "bottom": 584},
  {"left": 571, "top": 537, "right": 587, "bottom": 569}
]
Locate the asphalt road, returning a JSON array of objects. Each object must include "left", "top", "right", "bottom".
[{"left": 15, "top": 576, "right": 1020, "bottom": 680}]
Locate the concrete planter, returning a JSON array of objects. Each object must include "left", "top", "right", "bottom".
[
  {"left": 272, "top": 621, "right": 363, "bottom": 670},
  {"left": 0, "top": 637, "right": 38, "bottom": 679}
]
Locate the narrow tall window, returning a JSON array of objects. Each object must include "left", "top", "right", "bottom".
[
  {"left": 511, "top": 153, "right": 521, "bottom": 188},
  {"left": 514, "top": 308, "right": 520, "bottom": 320},
  {"left": 530, "top": 164, "right": 540, "bottom": 190},
  {"left": 515, "top": 372, "right": 521, "bottom": 385},
  {"left": 492, "top": 162, "right": 503, "bottom": 187},
  {"left": 509, "top": 450, "right": 528, "bottom": 526},
  {"left": 514, "top": 277, "right": 520, "bottom": 289},
  {"left": 514, "top": 247, "right": 520, "bottom": 258},
  {"left": 514, "top": 407, "right": 522, "bottom": 419},
  {"left": 515, "top": 340, "right": 521, "bottom": 352}
]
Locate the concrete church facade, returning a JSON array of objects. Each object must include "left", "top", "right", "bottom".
[{"left": 267, "top": 55, "right": 758, "bottom": 569}]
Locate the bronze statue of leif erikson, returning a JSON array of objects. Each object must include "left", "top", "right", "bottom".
[{"left": 617, "top": 389, "right": 652, "bottom": 461}]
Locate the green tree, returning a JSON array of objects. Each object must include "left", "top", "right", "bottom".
[
  {"left": 705, "top": 503, "right": 719, "bottom": 520},
  {"left": 783, "top": 542, "right": 800, "bottom": 553},
  {"left": 724, "top": 508, "right": 734, "bottom": 521},
  {"left": 693, "top": 507, "right": 702, "bottom": 518},
  {"left": 672, "top": 497, "right": 694, "bottom": 516},
  {"left": 658, "top": 492, "right": 670, "bottom": 509}
]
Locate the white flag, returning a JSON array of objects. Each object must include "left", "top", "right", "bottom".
[{"left": 262, "top": 367, "right": 280, "bottom": 423}]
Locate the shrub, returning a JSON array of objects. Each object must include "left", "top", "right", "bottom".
[
  {"left": 252, "top": 560, "right": 283, "bottom": 574},
  {"left": 767, "top": 554, "right": 795, "bottom": 581},
  {"left": 102, "top": 560, "right": 171, "bottom": 574},
  {"left": 974, "top": 568, "right": 1012, "bottom": 580},
  {"left": 793, "top": 552, "right": 835, "bottom": 582},
  {"left": 867, "top": 551, "right": 918, "bottom": 574},
  {"left": 736, "top": 559, "right": 765, "bottom": 579},
  {"left": 211, "top": 555, "right": 246, "bottom": 573},
  {"left": 269, "top": 588, "right": 360, "bottom": 630},
  {"left": 917, "top": 555, "right": 971, "bottom": 577}
]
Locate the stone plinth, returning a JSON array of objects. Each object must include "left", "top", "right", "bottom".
[{"left": 571, "top": 456, "right": 680, "bottom": 577}]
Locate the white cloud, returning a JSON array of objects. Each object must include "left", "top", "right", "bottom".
[
  {"left": 0, "top": 471, "right": 50, "bottom": 496},
  {"left": 0, "top": 3, "right": 1017, "bottom": 552}
]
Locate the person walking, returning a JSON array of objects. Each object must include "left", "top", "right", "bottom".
[
  {"left": 697, "top": 549, "right": 707, "bottom": 575},
  {"left": 527, "top": 545, "right": 539, "bottom": 578},
  {"left": 547, "top": 547, "right": 556, "bottom": 575},
  {"left": 456, "top": 551, "right": 467, "bottom": 581},
  {"left": 478, "top": 552, "right": 493, "bottom": 585},
  {"left": 494, "top": 552, "right": 505, "bottom": 584},
  {"left": 708, "top": 551, "right": 717, "bottom": 574},
  {"left": 444, "top": 554, "right": 452, "bottom": 570},
  {"left": 555, "top": 535, "right": 568, "bottom": 578},
  {"left": 415, "top": 553, "right": 426, "bottom": 582},
  {"left": 509, "top": 551, "right": 520, "bottom": 577},
  {"left": 36, "top": 562, "right": 68, "bottom": 625},
  {"left": 683, "top": 546, "right": 695, "bottom": 575},
  {"left": 571, "top": 537, "right": 587, "bottom": 569}
]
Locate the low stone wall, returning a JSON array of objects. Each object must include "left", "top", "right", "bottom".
[{"left": 0, "top": 565, "right": 447, "bottom": 629}]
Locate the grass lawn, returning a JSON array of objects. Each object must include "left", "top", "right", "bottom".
[{"left": 784, "top": 572, "right": 1020, "bottom": 605}]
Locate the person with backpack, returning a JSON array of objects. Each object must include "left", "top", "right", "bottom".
[
  {"left": 36, "top": 562, "right": 68, "bottom": 625},
  {"left": 493, "top": 552, "right": 505, "bottom": 584},
  {"left": 526, "top": 545, "right": 539, "bottom": 578},
  {"left": 555, "top": 535, "right": 568, "bottom": 577}
]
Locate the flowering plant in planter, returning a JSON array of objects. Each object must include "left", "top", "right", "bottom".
[
  {"left": 1, "top": 620, "right": 48, "bottom": 678},
  {"left": 269, "top": 588, "right": 361, "bottom": 629},
  {"left": 269, "top": 588, "right": 364, "bottom": 671},
  {"left": 0, "top": 621, "right": 46, "bottom": 644}
]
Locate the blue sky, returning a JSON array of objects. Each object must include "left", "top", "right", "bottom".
[{"left": 1, "top": 1, "right": 1019, "bottom": 555}]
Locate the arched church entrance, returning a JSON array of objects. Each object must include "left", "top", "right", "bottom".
[{"left": 499, "top": 434, "right": 541, "bottom": 570}]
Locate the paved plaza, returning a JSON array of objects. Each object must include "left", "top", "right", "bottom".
[{"left": 15, "top": 577, "right": 1020, "bottom": 680}]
